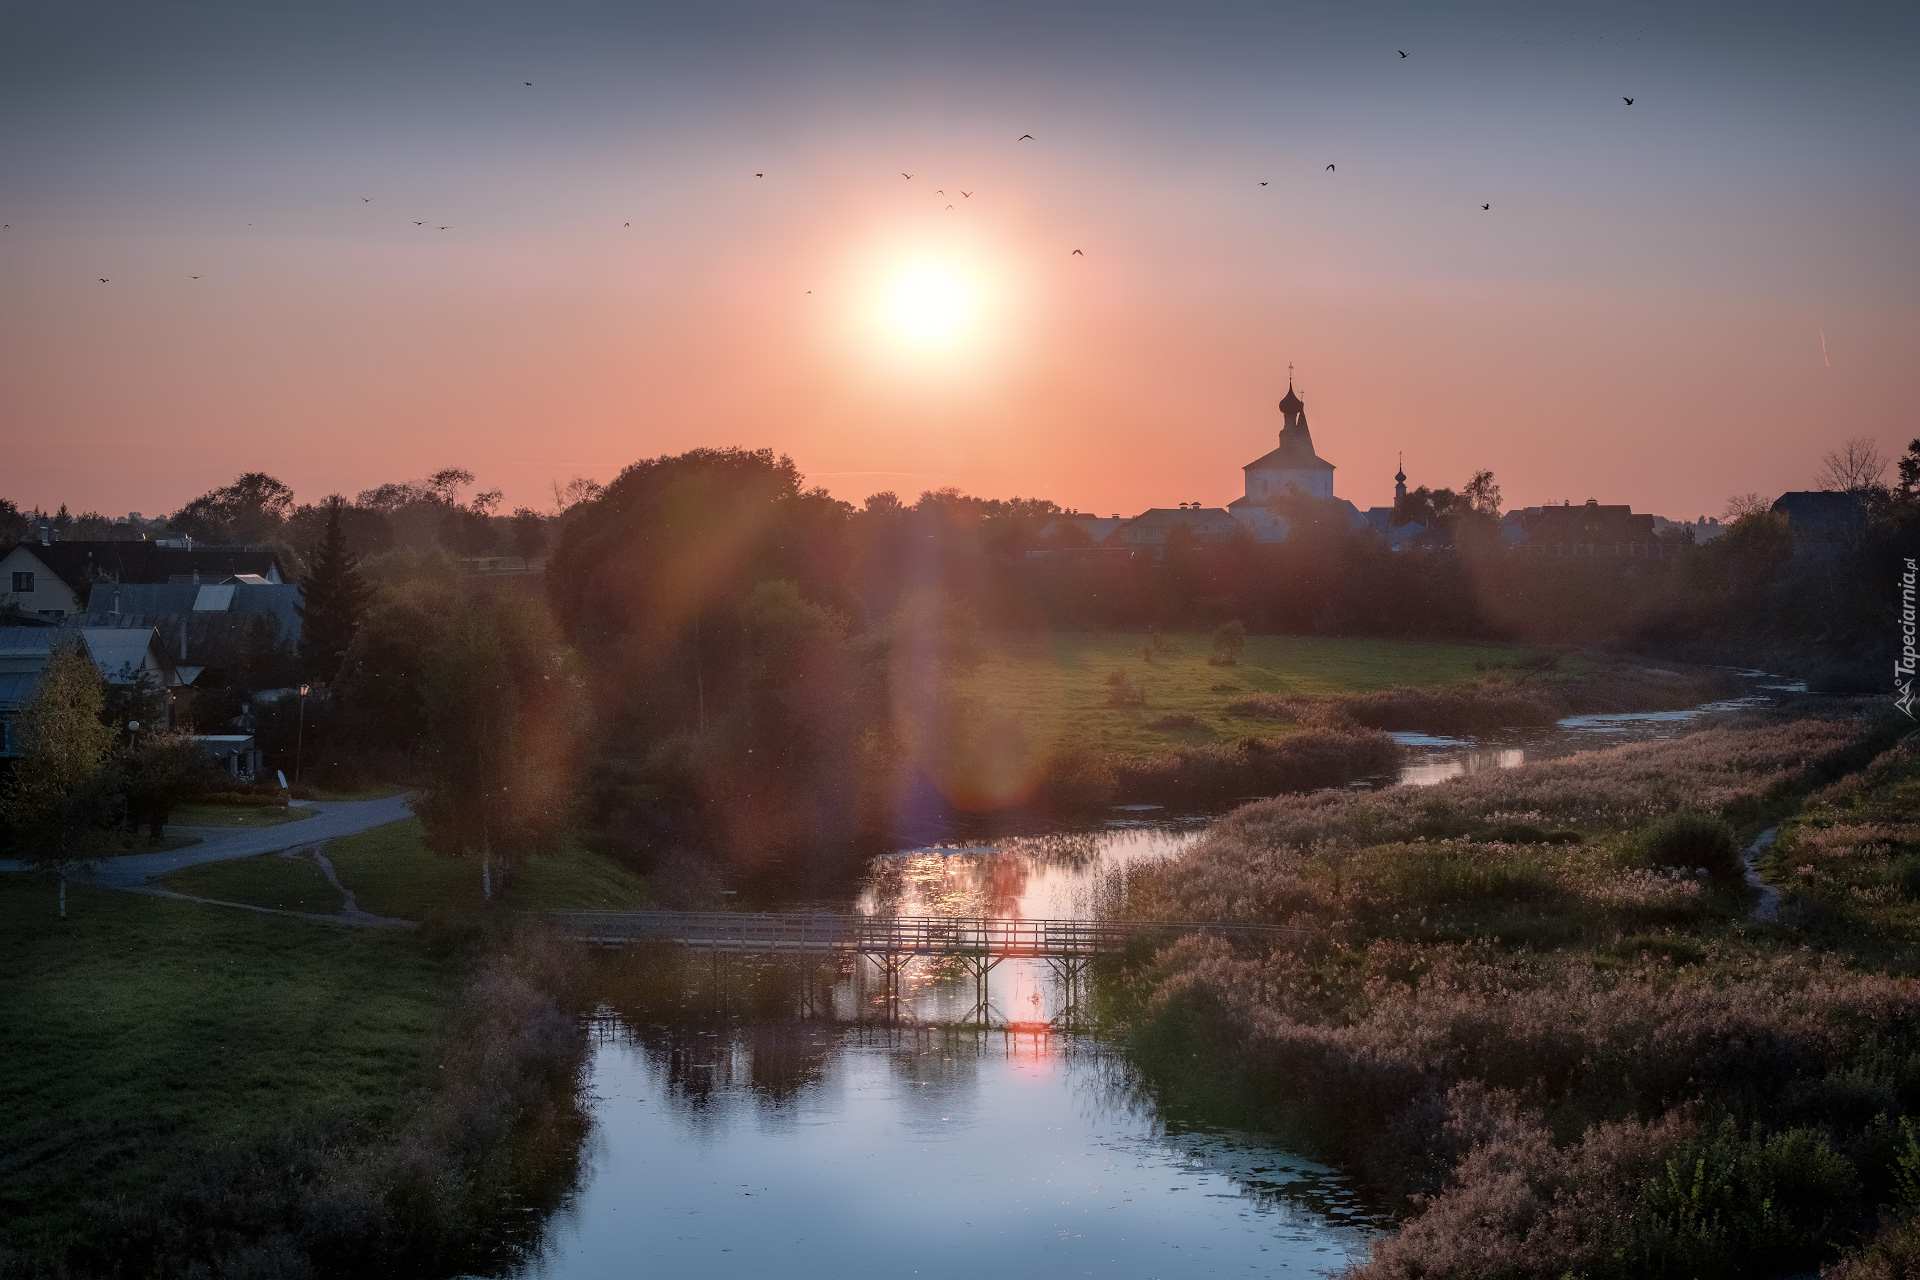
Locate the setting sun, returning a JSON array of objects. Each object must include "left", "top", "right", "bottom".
[{"left": 882, "top": 263, "right": 973, "bottom": 346}]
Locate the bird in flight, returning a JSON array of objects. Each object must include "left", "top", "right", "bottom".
[
  {"left": 438, "top": 226, "right": 450, "bottom": 230},
  {"left": 1399, "top": 50, "right": 1407, "bottom": 57},
  {"left": 1018, "top": 134, "right": 1033, "bottom": 141},
  {"left": 1481, "top": 203, "right": 1490, "bottom": 210},
  {"left": 755, "top": 173, "right": 763, "bottom": 177},
  {"left": 98, "top": 278, "right": 108, "bottom": 283},
  {"left": 624, "top": 222, "right": 630, "bottom": 226},
  {"left": 1623, "top": 97, "right": 1634, "bottom": 105},
  {"left": 1326, "top": 164, "right": 1335, "bottom": 171},
  {"left": 1071, "top": 249, "right": 1083, "bottom": 255},
  {"left": 902, "top": 173, "right": 912, "bottom": 179},
  {"left": 190, "top": 275, "right": 200, "bottom": 279},
  {"left": 413, "top": 221, "right": 425, "bottom": 225},
  {"left": 1259, "top": 181, "right": 1269, "bottom": 186},
  {"left": 961, "top": 190, "right": 972, "bottom": 197},
  {"left": 524, "top": 82, "right": 532, "bottom": 86}
]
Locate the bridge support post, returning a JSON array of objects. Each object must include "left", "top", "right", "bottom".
[
  {"left": 957, "top": 953, "right": 1001, "bottom": 1025},
  {"left": 873, "top": 952, "right": 913, "bottom": 1021},
  {"left": 1047, "top": 955, "right": 1093, "bottom": 1028}
]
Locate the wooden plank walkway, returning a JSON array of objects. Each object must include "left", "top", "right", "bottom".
[{"left": 545, "top": 910, "right": 1304, "bottom": 958}]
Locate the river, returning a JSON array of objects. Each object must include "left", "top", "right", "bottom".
[{"left": 507, "top": 672, "right": 1802, "bottom": 1279}]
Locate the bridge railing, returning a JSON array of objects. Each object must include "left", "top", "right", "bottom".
[{"left": 543, "top": 910, "right": 1307, "bottom": 956}]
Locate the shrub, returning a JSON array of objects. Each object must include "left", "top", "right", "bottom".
[
  {"left": 1224, "top": 695, "right": 1292, "bottom": 722},
  {"left": 1637, "top": 811, "right": 1740, "bottom": 878},
  {"left": 1105, "top": 668, "right": 1147, "bottom": 708},
  {"left": 1208, "top": 620, "right": 1247, "bottom": 666},
  {"left": 1476, "top": 820, "right": 1580, "bottom": 845},
  {"left": 1145, "top": 713, "right": 1203, "bottom": 731},
  {"left": 1618, "top": 1119, "right": 1859, "bottom": 1278}
]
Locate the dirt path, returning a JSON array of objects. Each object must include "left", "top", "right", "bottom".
[{"left": 1743, "top": 826, "right": 1781, "bottom": 922}]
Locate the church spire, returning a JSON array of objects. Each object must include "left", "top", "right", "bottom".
[{"left": 1394, "top": 452, "right": 1407, "bottom": 503}]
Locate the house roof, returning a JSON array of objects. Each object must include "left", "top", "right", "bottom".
[
  {"left": 1771, "top": 491, "right": 1868, "bottom": 532},
  {"left": 1117, "top": 506, "right": 1235, "bottom": 527},
  {"left": 4, "top": 541, "right": 283, "bottom": 595},
  {"left": 1243, "top": 439, "right": 1335, "bottom": 471},
  {"left": 0, "top": 628, "right": 60, "bottom": 660},
  {"left": 0, "top": 670, "right": 40, "bottom": 709},
  {"left": 75, "top": 627, "right": 168, "bottom": 685}
]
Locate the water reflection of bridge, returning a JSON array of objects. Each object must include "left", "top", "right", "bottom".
[{"left": 551, "top": 911, "right": 1306, "bottom": 1023}]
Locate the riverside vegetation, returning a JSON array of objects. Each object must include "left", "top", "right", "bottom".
[
  {"left": 0, "top": 826, "right": 645, "bottom": 1279},
  {"left": 1117, "top": 711, "right": 1920, "bottom": 1279}
]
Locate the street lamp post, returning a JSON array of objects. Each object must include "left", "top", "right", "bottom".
[{"left": 294, "top": 684, "right": 309, "bottom": 786}]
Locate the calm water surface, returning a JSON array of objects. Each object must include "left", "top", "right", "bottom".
[{"left": 511, "top": 675, "right": 1801, "bottom": 1278}]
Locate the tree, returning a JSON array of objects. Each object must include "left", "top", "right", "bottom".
[
  {"left": 1463, "top": 469, "right": 1503, "bottom": 517},
  {"left": 123, "top": 730, "right": 215, "bottom": 839},
  {"left": 1815, "top": 437, "right": 1888, "bottom": 495},
  {"left": 298, "top": 496, "right": 372, "bottom": 684},
  {"left": 1723, "top": 492, "right": 1774, "bottom": 522},
  {"left": 412, "top": 592, "right": 582, "bottom": 899},
  {"left": 1897, "top": 439, "right": 1920, "bottom": 503},
  {"left": 0, "top": 646, "right": 120, "bottom": 917},
  {"left": 0, "top": 497, "right": 28, "bottom": 546},
  {"left": 170, "top": 472, "right": 295, "bottom": 543}
]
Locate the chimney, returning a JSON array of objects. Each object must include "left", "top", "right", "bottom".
[{"left": 37, "top": 525, "right": 50, "bottom": 546}]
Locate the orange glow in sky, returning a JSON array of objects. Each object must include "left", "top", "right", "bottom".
[{"left": 1, "top": 1, "right": 1914, "bottom": 521}]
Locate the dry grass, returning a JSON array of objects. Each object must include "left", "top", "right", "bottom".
[{"left": 1119, "top": 713, "right": 1915, "bottom": 1280}]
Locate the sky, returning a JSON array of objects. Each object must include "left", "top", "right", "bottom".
[{"left": 2, "top": 0, "right": 1915, "bottom": 522}]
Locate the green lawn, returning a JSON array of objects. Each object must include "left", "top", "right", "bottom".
[
  {"left": 162, "top": 851, "right": 344, "bottom": 914},
  {"left": 0, "top": 875, "right": 458, "bottom": 1244},
  {"left": 172, "top": 802, "right": 319, "bottom": 829},
  {"left": 322, "top": 819, "right": 650, "bottom": 922},
  {"left": 963, "top": 631, "right": 1548, "bottom": 756}
]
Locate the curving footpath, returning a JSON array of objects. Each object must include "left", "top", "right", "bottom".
[{"left": 0, "top": 794, "right": 414, "bottom": 890}]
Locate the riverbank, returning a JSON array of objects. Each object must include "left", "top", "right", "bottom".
[
  {"left": 0, "top": 827, "right": 635, "bottom": 1278},
  {"left": 1117, "top": 709, "right": 1918, "bottom": 1279}
]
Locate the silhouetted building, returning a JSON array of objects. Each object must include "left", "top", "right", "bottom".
[
  {"left": 1503, "top": 499, "right": 1662, "bottom": 555},
  {"left": 1770, "top": 491, "right": 1869, "bottom": 538}
]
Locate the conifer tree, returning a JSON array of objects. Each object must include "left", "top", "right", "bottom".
[{"left": 298, "top": 495, "right": 372, "bottom": 684}]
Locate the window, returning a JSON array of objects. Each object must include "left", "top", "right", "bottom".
[{"left": 10, "top": 571, "right": 31, "bottom": 593}]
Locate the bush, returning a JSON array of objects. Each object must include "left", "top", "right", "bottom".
[
  {"left": 1224, "top": 695, "right": 1293, "bottom": 722},
  {"left": 1637, "top": 810, "right": 1740, "bottom": 878},
  {"left": 1146, "top": 713, "right": 1203, "bottom": 731},
  {"left": 1208, "top": 620, "right": 1247, "bottom": 666},
  {"left": 1619, "top": 1119, "right": 1859, "bottom": 1278}
]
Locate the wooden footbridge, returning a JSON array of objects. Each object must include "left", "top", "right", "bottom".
[{"left": 547, "top": 910, "right": 1305, "bottom": 1020}]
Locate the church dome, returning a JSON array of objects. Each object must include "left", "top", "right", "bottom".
[{"left": 1278, "top": 382, "right": 1304, "bottom": 414}]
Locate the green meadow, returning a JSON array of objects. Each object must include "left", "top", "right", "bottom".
[{"left": 961, "top": 631, "right": 1548, "bottom": 756}]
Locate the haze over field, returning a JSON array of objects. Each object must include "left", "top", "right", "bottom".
[{"left": 2, "top": 0, "right": 1914, "bottom": 519}]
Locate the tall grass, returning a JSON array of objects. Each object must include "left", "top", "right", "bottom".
[{"left": 1117, "top": 713, "right": 1912, "bottom": 1280}]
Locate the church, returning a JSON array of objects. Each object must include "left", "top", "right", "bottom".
[
  {"left": 1042, "top": 378, "right": 1374, "bottom": 553},
  {"left": 1224, "top": 380, "right": 1360, "bottom": 541}
]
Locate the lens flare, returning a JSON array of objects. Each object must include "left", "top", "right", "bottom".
[{"left": 883, "top": 264, "right": 973, "bottom": 345}]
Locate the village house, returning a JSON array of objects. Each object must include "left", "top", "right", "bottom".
[{"left": 0, "top": 531, "right": 286, "bottom": 621}]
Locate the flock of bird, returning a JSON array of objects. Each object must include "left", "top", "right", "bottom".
[{"left": 39, "top": 50, "right": 1641, "bottom": 286}]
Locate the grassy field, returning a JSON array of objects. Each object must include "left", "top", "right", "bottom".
[
  {"left": 171, "top": 802, "right": 318, "bottom": 828},
  {"left": 0, "top": 875, "right": 459, "bottom": 1245},
  {"left": 158, "top": 818, "right": 651, "bottom": 924},
  {"left": 962, "top": 631, "right": 1548, "bottom": 756},
  {"left": 162, "top": 850, "right": 345, "bottom": 913}
]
